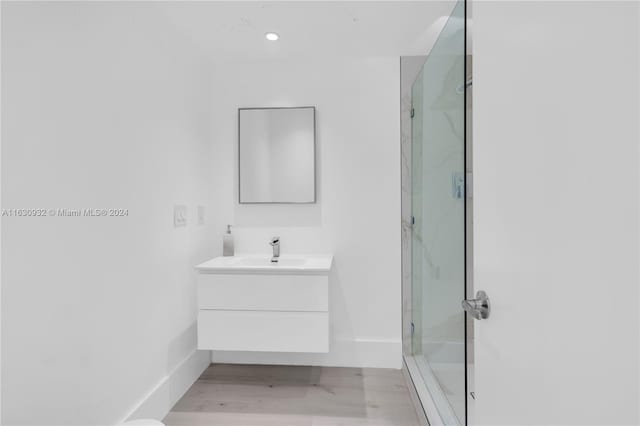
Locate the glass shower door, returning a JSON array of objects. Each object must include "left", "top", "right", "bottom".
[{"left": 411, "top": 0, "right": 466, "bottom": 424}]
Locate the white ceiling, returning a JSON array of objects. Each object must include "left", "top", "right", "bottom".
[{"left": 152, "top": 1, "right": 459, "bottom": 59}]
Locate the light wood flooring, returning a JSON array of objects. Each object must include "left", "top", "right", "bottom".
[{"left": 164, "top": 363, "right": 421, "bottom": 426}]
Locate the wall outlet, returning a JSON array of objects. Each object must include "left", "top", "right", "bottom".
[
  {"left": 197, "top": 205, "right": 205, "bottom": 225},
  {"left": 174, "top": 205, "right": 187, "bottom": 227}
]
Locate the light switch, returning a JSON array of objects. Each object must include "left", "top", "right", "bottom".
[
  {"left": 174, "top": 205, "right": 187, "bottom": 227},
  {"left": 197, "top": 205, "right": 205, "bottom": 225}
]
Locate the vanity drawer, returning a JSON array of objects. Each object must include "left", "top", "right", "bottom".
[
  {"left": 197, "top": 310, "right": 329, "bottom": 353},
  {"left": 197, "top": 274, "right": 328, "bottom": 311}
]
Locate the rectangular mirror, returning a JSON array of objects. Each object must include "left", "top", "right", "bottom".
[{"left": 239, "top": 107, "right": 316, "bottom": 204}]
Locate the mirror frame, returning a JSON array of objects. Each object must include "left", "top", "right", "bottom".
[{"left": 238, "top": 106, "right": 317, "bottom": 204}]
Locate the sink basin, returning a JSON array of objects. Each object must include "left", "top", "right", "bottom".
[
  {"left": 195, "top": 254, "right": 333, "bottom": 275},
  {"left": 237, "top": 257, "right": 307, "bottom": 267}
]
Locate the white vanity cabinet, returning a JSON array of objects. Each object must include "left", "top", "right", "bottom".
[{"left": 195, "top": 255, "right": 332, "bottom": 353}]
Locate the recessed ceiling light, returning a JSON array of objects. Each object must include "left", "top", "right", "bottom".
[{"left": 265, "top": 32, "right": 279, "bottom": 41}]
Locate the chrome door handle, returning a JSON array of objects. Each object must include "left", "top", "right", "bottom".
[{"left": 462, "top": 290, "right": 490, "bottom": 320}]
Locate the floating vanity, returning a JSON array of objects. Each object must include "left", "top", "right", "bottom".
[{"left": 195, "top": 255, "right": 333, "bottom": 353}]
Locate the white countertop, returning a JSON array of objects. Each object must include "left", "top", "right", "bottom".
[{"left": 195, "top": 254, "right": 333, "bottom": 275}]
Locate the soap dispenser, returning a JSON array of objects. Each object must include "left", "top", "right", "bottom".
[{"left": 223, "top": 225, "right": 234, "bottom": 256}]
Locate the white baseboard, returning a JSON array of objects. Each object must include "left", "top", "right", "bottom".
[
  {"left": 211, "top": 338, "right": 402, "bottom": 369},
  {"left": 120, "top": 349, "right": 210, "bottom": 424}
]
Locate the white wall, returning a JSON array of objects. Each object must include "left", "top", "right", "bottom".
[
  {"left": 2, "top": 3, "right": 215, "bottom": 425},
  {"left": 473, "top": 1, "right": 639, "bottom": 424},
  {"left": 207, "top": 58, "right": 402, "bottom": 369}
]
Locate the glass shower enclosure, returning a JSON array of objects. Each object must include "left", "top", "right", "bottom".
[{"left": 405, "top": 0, "right": 468, "bottom": 424}]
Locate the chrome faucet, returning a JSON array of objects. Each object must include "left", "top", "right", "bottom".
[{"left": 270, "top": 237, "right": 280, "bottom": 263}]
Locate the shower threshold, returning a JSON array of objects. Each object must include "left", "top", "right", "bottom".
[{"left": 404, "top": 355, "right": 461, "bottom": 426}]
